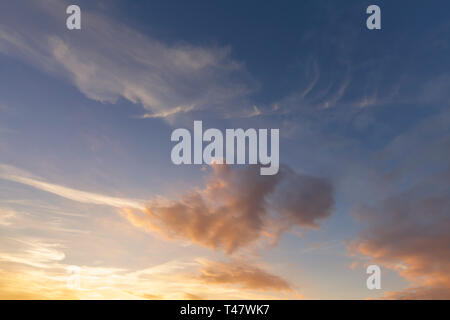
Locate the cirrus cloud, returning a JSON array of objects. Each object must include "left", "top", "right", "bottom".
[{"left": 0, "top": 0, "right": 255, "bottom": 122}]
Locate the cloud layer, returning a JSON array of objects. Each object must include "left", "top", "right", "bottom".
[{"left": 0, "top": 237, "right": 297, "bottom": 299}]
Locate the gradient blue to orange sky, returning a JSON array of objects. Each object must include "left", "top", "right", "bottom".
[{"left": 0, "top": 0, "right": 449, "bottom": 299}]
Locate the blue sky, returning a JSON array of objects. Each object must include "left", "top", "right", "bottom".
[{"left": 0, "top": 0, "right": 449, "bottom": 299}]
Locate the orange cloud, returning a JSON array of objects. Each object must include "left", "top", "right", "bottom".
[
  {"left": 349, "top": 171, "right": 450, "bottom": 299},
  {"left": 196, "top": 259, "right": 293, "bottom": 292},
  {"left": 122, "top": 164, "right": 334, "bottom": 253}
]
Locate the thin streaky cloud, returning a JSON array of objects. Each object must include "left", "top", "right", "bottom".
[
  {"left": 139, "top": 104, "right": 196, "bottom": 119},
  {"left": 0, "top": 163, "right": 145, "bottom": 210}
]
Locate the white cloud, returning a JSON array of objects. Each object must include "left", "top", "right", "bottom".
[
  {"left": 0, "top": 163, "right": 145, "bottom": 210},
  {"left": 139, "top": 104, "right": 196, "bottom": 119},
  {"left": 0, "top": 0, "right": 254, "bottom": 121}
]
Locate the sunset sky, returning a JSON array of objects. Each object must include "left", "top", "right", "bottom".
[{"left": 0, "top": 0, "right": 449, "bottom": 299}]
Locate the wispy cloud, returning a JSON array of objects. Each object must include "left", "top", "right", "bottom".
[
  {"left": 139, "top": 104, "right": 196, "bottom": 119},
  {"left": 0, "top": 0, "right": 254, "bottom": 122},
  {"left": 0, "top": 163, "right": 145, "bottom": 210},
  {"left": 0, "top": 237, "right": 299, "bottom": 299},
  {"left": 0, "top": 207, "right": 16, "bottom": 226}
]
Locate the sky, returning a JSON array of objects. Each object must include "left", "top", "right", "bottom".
[{"left": 0, "top": 0, "right": 449, "bottom": 299}]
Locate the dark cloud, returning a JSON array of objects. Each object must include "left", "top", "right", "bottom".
[{"left": 272, "top": 166, "right": 334, "bottom": 229}]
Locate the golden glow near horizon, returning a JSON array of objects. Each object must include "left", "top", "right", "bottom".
[{"left": 0, "top": 164, "right": 302, "bottom": 300}]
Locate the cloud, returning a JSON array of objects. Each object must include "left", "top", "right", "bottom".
[
  {"left": 343, "top": 108, "right": 450, "bottom": 300},
  {"left": 271, "top": 166, "right": 334, "bottom": 229},
  {"left": 0, "top": 238, "right": 66, "bottom": 269},
  {"left": 139, "top": 104, "right": 196, "bottom": 119},
  {"left": 0, "top": 0, "right": 254, "bottom": 121},
  {"left": 123, "top": 164, "right": 334, "bottom": 254},
  {"left": 1, "top": 162, "right": 333, "bottom": 254},
  {"left": 349, "top": 170, "right": 450, "bottom": 299},
  {"left": 196, "top": 259, "right": 293, "bottom": 292},
  {"left": 0, "top": 163, "right": 145, "bottom": 210},
  {"left": 0, "top": 237, "right": 298, "bottom": 299}
]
